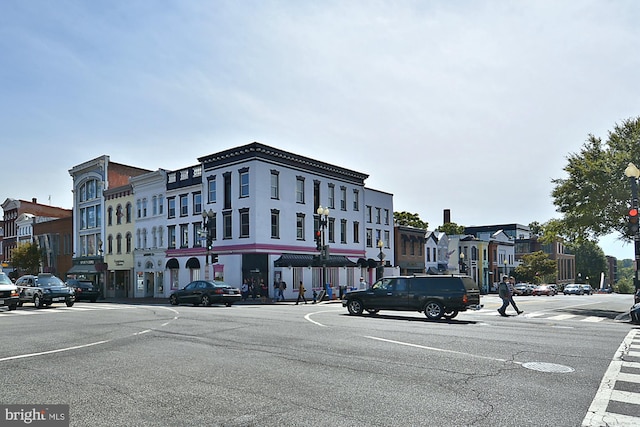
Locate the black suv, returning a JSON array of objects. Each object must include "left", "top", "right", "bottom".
[
  {"left": 342, "top": 275, "right": 482, "bottom": 320},
  {"left": 66, "top": 279, "right": 100, "bottom": 302}
]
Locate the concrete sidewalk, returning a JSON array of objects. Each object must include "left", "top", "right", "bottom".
[{"left": 96, "top": 296, "right": 343, "bottom": 306}]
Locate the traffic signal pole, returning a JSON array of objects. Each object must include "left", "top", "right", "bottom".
[{"left": 626, "top": 163, "right": 640, "bottom": 293}]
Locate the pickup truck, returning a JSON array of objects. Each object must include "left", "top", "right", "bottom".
[{"left": 15, "top": 274, "right": 75, "bottom": 308}]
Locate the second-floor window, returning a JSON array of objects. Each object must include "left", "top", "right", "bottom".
[
  {"left": 340, "top": 187, "right": 347, "bottom": 211},
  {"left": 239, "top": 208, "right": 249, "bottom": 238},
  {"left": 353, "top": 189, "right": 359, "bottom": 211},
  {"left": 271, "top": 209, "right": 279, "bottom": 239},
  {"left": 193, "top": 193, "right": 202, "bottom": 215},
  {"left": 180, "top": 224, "right": 189, "bottom": 248},
  {"left": 296, "top": 213, "right": 305, "bottom": 240},
  {"left": 223, "top": 211, "right": 232, "bottom": 239}
]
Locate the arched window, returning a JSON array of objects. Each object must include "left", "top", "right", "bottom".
[
  {"left": 107, "top": 235, "right": 113, "bottom": 254},
  {"left": 107, "top": 206, "right": 113, "bottom": 226},
  {"left": 126, "top": 232, "right": 132, "bottom": 253},
  {"left": 116, "top": 204, "right": 123, "bottom": 225},
  {"left": 136, "top": 229, "right": 141, "bottom": 249},
  {"left": 126, "top": 203, "right": 132, "bottom": 223},
  {"left": 116, "top": 233, "right": 122, "bottom": 254}
]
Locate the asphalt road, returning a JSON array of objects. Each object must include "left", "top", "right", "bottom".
[{"left": 0, "top": 293, "right": 638, "bottom": 426}]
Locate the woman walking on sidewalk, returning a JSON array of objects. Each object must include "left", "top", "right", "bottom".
[{"left": 296, "top": 280, "right": 308, "bottom": 305}]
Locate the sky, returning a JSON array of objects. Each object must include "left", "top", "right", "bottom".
[{"left": 1, "top": 0, "right": 639, "bottom": 259}]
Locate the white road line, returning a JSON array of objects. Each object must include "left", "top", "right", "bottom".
[
  {"left": 582, "top": 329, "right": 639, "bottom": 427},
  {"left": 0, "top": 340, "right": 110, "bottom": 362},
  {"left": 547, "top": 314, "right": 577, "bottom": 320},
  {"left": 581, "top": 317, "right": 603, "bottom": 322},
  {"left": 522, "top": 312, "right": 546, "bottom": 318}
]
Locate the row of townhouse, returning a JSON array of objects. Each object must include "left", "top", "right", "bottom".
[{"left": 64, "top": 142, "right": 397, "bottom": 300}]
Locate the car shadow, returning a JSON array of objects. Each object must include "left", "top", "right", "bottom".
[
  {"left": 559, "top": 307, "right": 625, "bottom": 320},
  {"left": 341, "top": 313, "right": 478, "bottom": 325}
]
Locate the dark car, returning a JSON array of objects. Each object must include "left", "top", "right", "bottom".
[
  {"left": 66, "top": 279, "right": 100, "bottom": 302},
  {"left": 342, "top": 275, "right": 482, "bottom": 320},
  {"left": 0, "top": 272, "right": 19, "bottom": 311},
  {"left": 563, "top": 284, "right": 584, "bottom": 295},
  {"left": 513, "top": 283, "right": 533, "bottom": 296},
  {"left": 169, "top": 280, "right": 242, "bottom": 307},
  {"left": 580, "top": 284, "right": 594, "bottom": 295},
  {"left": 15, "top": 274, "right": 75, "bottom": 308}
]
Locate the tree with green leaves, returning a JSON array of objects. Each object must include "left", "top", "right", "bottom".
[
  {"left": 513, "top": 251, "right": 557, "bottom": 284},
  {"left": 437, "top": 222, "right": 465, "bottom": 235},
  {"left": 551, "top": 116, "right": 640, "bottom": 243},
  {"left": 11, "top": 242, "right": 41, "bottom": 275},
  {"left": 570, "top": 240, "right": 607, "bottom": 288},
  {"left": 393, "top": 211, "right": 428, "bottom": 229}
]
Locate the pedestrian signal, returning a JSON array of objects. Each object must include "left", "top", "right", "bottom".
[{"left": 629, "top": 208, "right": 639, "bottom": 234}]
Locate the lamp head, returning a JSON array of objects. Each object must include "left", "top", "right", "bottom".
[{"left": 625, "top": 162, "right": 640, "bottom": 178}]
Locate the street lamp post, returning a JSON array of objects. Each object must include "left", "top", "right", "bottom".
[
  {"left": 202, "top": 209, "right": 215, "bottom": 280},
  {"left": 317, "top": 206, "right": 330, "bottom": 293},
  {"left": 504, "top": 258, "right": 509, "bottom": 277},
  {"left": 377, "top": 239, "right": 385, "bottom": 280},
  {"left": 459, "top": 252, "right": 465, "bottom": 274},
  {"left": 625, "top": 162, "right": 640, "bottom": 292}
]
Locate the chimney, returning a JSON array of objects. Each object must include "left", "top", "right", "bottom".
[
  {"left": 32, "top": 198, "right": 37, "bottom": 204},
  {"left": 443, "top": 209, "right": 451, "bottom": 224}
]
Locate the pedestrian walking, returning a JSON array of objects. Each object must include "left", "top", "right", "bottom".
[
  {"left": 278, "top": 281, "right": 286, "bottom": 301},
  {"left": 260, "top": 279, "right": 268, "bottom": 303},
  {"left": 296, "top": 280, "right": 308, "bottom": 305},
  {"left": 498, "top": 275, "right": 519, "bottom": 316},
  {"left": 508, "top": 276, "right": 523, "bottom": 315},
  {"left": 241, "top": 279, "right": 249, "bottom": 301},
  {"left": 272, "top": 280, "right": 279, "bottom": 303}
]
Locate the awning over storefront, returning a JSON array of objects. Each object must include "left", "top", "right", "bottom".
[
  {"left": 274, "top": 254, "right": 358, "bottom": 268},
  {"left": 355, "top": 258, "right": 379, "bottom": 268},
  {"left": 67, "top": 264, "right": 99, "bottom": 275},
  {"left": 186, "top": 257, "right": 200, "bottom": 269},
  {"left": 166, "top": 258, "right": 179, "bottom": 269}
]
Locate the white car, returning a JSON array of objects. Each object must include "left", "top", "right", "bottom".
[{"left": 0, "top": 272, "right": 19, "bottom": 310}]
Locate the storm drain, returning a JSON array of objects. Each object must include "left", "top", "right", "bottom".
[{"left": 521, "top": 362, "right": 574, "bottom": 373}]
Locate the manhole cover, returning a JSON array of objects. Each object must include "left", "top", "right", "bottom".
[{"left": 522, "top": 362, "right": 574, "bottom": 373}]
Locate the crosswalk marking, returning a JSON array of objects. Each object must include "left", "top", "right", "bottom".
[
  {"left": 474, "top": 309, "right": 605, "bottom": 322},
  {"left": 583, "top": 329, "right": 640, "bottom": 426},
  {"left": 546, "top": 314, "right": 577, "bottom": 320},
  {"left": 0, "top": 303, "right": 136, "bottom": 316}
]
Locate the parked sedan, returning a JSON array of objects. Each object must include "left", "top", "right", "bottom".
[
  {"left": 169, "top": 280, "right": 242, "bottom": 307},
  {"left": 563, "top": 284, "right": 584, "bottom": 295},
  {"left": 513, "top": 283, "right": 533, "bottom": 296},
  {"left": 66, "top": 279, "right": 100, "bottom": 302},
  {"left": 532, "top": 285, "right": 556, "bottom": 296}
]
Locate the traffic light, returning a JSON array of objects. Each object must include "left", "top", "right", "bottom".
[
  {"left": 211, "top": 254, "right": 218, "bottom": 263},
  {"left": 206, "top": 236, "right": 213, "bottom": 251},
  {"left": 630, "top": 208, "right": 639, "bottom": 234},
  {"left": 315, "top": 230, "right": 322, "bottom": 251}
]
